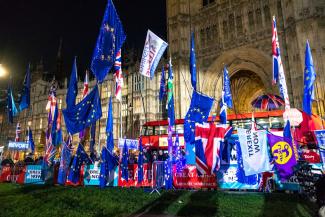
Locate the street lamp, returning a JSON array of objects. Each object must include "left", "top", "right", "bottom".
[{"left": 0, "top": 64, "right": 7, "bottom": 78}]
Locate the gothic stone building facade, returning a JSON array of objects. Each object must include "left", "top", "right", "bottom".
[{"left": 167, "top": 0, "right": 325, "bottom": 118}]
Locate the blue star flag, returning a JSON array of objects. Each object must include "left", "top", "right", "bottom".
[
  {"left": 190, "top": 32, "right": 197, "bottom": 91},
  {"left": 220, "top": 66, "right": 233, "bottom": 124},
  {"left": 121, "top": 140, "right": 129, "bottom": 181},
  {"left": 63, "top": 85, "right": 102, "bottom": 135},
  {"left": 137, "top": 137, "right": 144, "bottom": 183},
  {"left": 91, "top": 0, "right": 126, "bottom": 83},
  {"left": 58, "top": 136, "right": 72, "bottom": 185},
  {"left": 66, "top": 57, "right": 78, "bottom": 108},
  {"left": 28, "top": 127, "right": 35, "bottom": 154},
  {"left": 303, "top": 40, "right": 316, "bottom": 115},
  {"left": 184, "top": 91, "right": 214, "bottom": 144},
  {"left": 106, "top": 97, "right": 114, "bottom": 152},
  {"left": 68, "top": 144, "right": 92, "bottom": 184},
  {"left": 7, "top": 84, "right": 18, "bottom": 124},
  {"left": 19, "top": 64, "right": 31, "bottom": 111},
  {"left": 99, "top": 147, "right": 119, "bottom": 188}
]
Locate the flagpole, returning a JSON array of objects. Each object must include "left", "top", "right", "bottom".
[
  {"left": 120, "top": 100, "right": 122, "bottom": 138},
  {"left": 315, "top": 81, "right": 322, "bottom": 117}
]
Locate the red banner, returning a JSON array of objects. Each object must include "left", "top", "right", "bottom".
[
  {"left": 0, "top": 165, "right": 26, "bottom": 183},
  {"left": 173, "top": 165, "right": 217, "bottom": 189},
  {"left": 0, "top": 166, "right": 12, "bottom": 182},
  {"left": 118, "top": 163, "right": 152, "bottom": 187}
]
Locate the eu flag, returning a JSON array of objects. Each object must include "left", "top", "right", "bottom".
[
  {"left": 19, "top": 64, "right": 31, "bottom": 111},
  {"left": 7, "top": 84, "right": 18, "bottom": 124},
  {"left": 63, "top": 85, "right": 102, "bottom": 135},
  {"left": 137, "top": 137, "right": 144, "bottom": 183},
  {"left": 121, "top": 140, "right": 129, "bottom": 181},
  {"left": 51, "top": 103, "right": 62, "bottom": 146},
  {"left": 99, "top": 147, "right": 119, "bottom": 188},
  {"left": 190, "top": 32, "right": 197, "bottom": 91},
  {"left": 184, "top": 91, "right": 214, "bottom": 144},
  {"left": 303, "top": 40, "right": 316, "bottom": 115},
  {"left": 283, "top": 120, "right": 292, "bottom": 140},
  {"left": 58, "top": 135, "right": 72, "bottom": 185},
  {"left": 66, "top": 57, "right": 78, "bottom": 108},
  {"left": 220, "top": 66, "right": 233, "bottom": 124},
  {"left": 28, "top": 127, "right": 35, "bottom": 154},
  {"left": 106, "top": 97, "right": 114, "bottom": 152},
  {"left": 167, "top": 59, "right": 175, "bottom": 126},
  {"left": 68, "top": 144, "right": 92, "bottom": 184},
  {"left": 159, "top": 66, "right": 166, "bottom": 101},
  {"left": 91, "top": 0, "right": 126, "bottom": 83}
]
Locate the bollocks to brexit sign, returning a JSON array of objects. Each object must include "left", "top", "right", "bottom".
[
  {"left": 139, "top": 30, "right": 168, "bottom": 78},
  {"left": 8, "top": 141, "right": 29, "bottom": 151},
  {"left": 314, "top": 130, "right": 325, "bottom": 150}
]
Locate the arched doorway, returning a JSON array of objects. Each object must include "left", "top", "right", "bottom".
[{"left": 230, "top": 70, "right": 265, "bottom": 113}]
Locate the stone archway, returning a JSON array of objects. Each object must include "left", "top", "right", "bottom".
[
  {"left": 230, "top": 70, "right": 264, "bottom": 113},
  {"left": 202, "top": 47, "right": 278, "bottom": 113}
]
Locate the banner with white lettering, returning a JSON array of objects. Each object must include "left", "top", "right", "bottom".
[
  {"left": 238, "top": 128, "right": 271, "bottom": 176},
  {"left": 139, "top": 30, "right": 168, "bottom": 78},
  {"left": 217, "top": 135, "right": 260, "bottom": 190},
  {"left": 24, "top": 165, "right": 44, "bottom": 184},
  {"left": 315, "top": 130, "right": 325, "bottom": 150},
  {"left": 8, "top": 141, "right": 29, "bottom": 151},
  {"left": 118, "top": 138, "right": 139, "bottom": 150},
  {"left": 84, "top": 164, "right": 118, "bottom": 186}
]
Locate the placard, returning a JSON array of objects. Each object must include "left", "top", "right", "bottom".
[
  {"left": 118, "top": 139, "right": 139, "bottom": 150},
  {"left": 25, "top": 165, "right": 45, "bottom": 184},
  {"left": 8, "top": 141, "right": 29, "bottom": 151}
]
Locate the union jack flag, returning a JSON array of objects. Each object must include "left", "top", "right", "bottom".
[
  {"left": 114, "top": 49, "right": 123, "bottom": 101},
  {"left": 272, "top": 16, "right": 290, "bottom": 110},
  {"left": 46, "top": 82, "right": 57, "bottom": 122},
  {"left": 15, "top": 122, "right": 21, "bottom": 142},
  {"left": 44, "top": 130, "right": 56, "bottom": 166},
  {"left": 82, "top": 70, "right": 89, "bottom": 98},
  {"left": 195, "top": 122, "right": 232, "bottom": 175}
]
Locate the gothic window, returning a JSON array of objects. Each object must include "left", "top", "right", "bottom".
[
  {"left": 248, "top": 11, "right": 255, "bottom": 32},
  {"left": 223, "top": 20, "right": 228, "bottom": 40},
  {"left": 206, "top": 27, "right": 212, "bottom": 42},
  {"left": 277, "top": 1, "right": 283, "bottom": 20},
  {"left": 256, "top": 9, "right": 262, "bottom": 29},
  {"left": 134, "top": 74, "right": 144, "bottom": 92},
  {"left": 203, "top": 0, "right": 215, "bottom": 7},
  {"left": 200, "top": 29, "right": 206, "bottom": 47},
  {"left": 264, "top": 6, "right": 271, "bottom": 25},
  {"left": 122, "top": 96, "right": 128, "bottom": 117},
  {"left": 212, "top": 24, "right": 218, "bottom": 41},
  {"left": 236, "top": 16, "right": 243, "bottom": 35},
  {"left": 229, "top": 14, "right": 235, "bottom": 39}
]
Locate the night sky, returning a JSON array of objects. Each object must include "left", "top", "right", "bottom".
[{"left": 0, "top": 0, "right": 166, "bottom": 86}]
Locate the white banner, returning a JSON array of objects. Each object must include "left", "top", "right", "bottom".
[
  {"left": 118, "top": 138, "right": 139, "bottom": 150},
  {"left": 8, "top": 141, "right": 29, "bottom": 151},
  {"left": 237, "top": 128, "right": 272, "bottom": 176},
  {"left": 139, "top": 30, "right": 168, "bottom": 78}
]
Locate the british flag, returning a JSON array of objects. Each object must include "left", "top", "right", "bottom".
[
  {"left": 272, "top": 16, "right": 290, "bottom": 110},
  {"left": 195, "top": 122, "right": 232, "bottom": 175},
  {"left": 82, "top": 70, "right": 89, "bottom": 97},
  {"left": 44, "top": 130, "right": 56, "bottom": 166},
  {"left": 114, "top": 49, "right": 123, "bottom": 101},
  {"left": 15, "top": 122, "right": 21, "bottom": 142},
  {"left": 46, "top": 84, "right": 57, "bottom": 122}
]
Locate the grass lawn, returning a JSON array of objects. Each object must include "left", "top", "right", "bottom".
[{"left": 0, "top": 183, "right": 317, "bottom": 217}]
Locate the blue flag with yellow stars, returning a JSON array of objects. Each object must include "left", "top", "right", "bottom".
[
  {"left": 66, "top": 57, "right": 78, "bottom": 108},
  {"left": 68, "top": 144, "right": 92, "bottom": 184},
  {"left": 303, "top": 40, "right": 316, "bottom": 115},
  {"left": 190, "top": 32, "right": 197, "bottom": 91},
  {"left": 63, "top": 85, "right": 102, "bottom": 135},
  {"left": 184, "top": 91, "right": 214, "bottom": 144},
  {"left": 99, "top": 147, "right": 119, "bottom": 188},
  {"left": 106, "top": 97, "right": 114, "bottom": 152},
  {"left": 7, "top": 84, "right": 18, "bottom": 124},
  {"left": 91, "top": 0, "right": 126, "bottom": 83},
  {"left": 19, "top": 64, "right": 31, "bottom": 111},
  {"left": 121, "top": 140, "right": 129, "bottom": 181},
  {"left": 137, "top": 137, "right": 144, "bottom": 183}
]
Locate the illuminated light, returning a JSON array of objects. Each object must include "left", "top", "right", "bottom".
[{"left": 0, "top": 64, "right": 7, "bottom": 77}]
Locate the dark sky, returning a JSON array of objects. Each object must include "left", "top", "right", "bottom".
[{"left": 0, "top": 0, "right": 166, "bottom": 86}]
